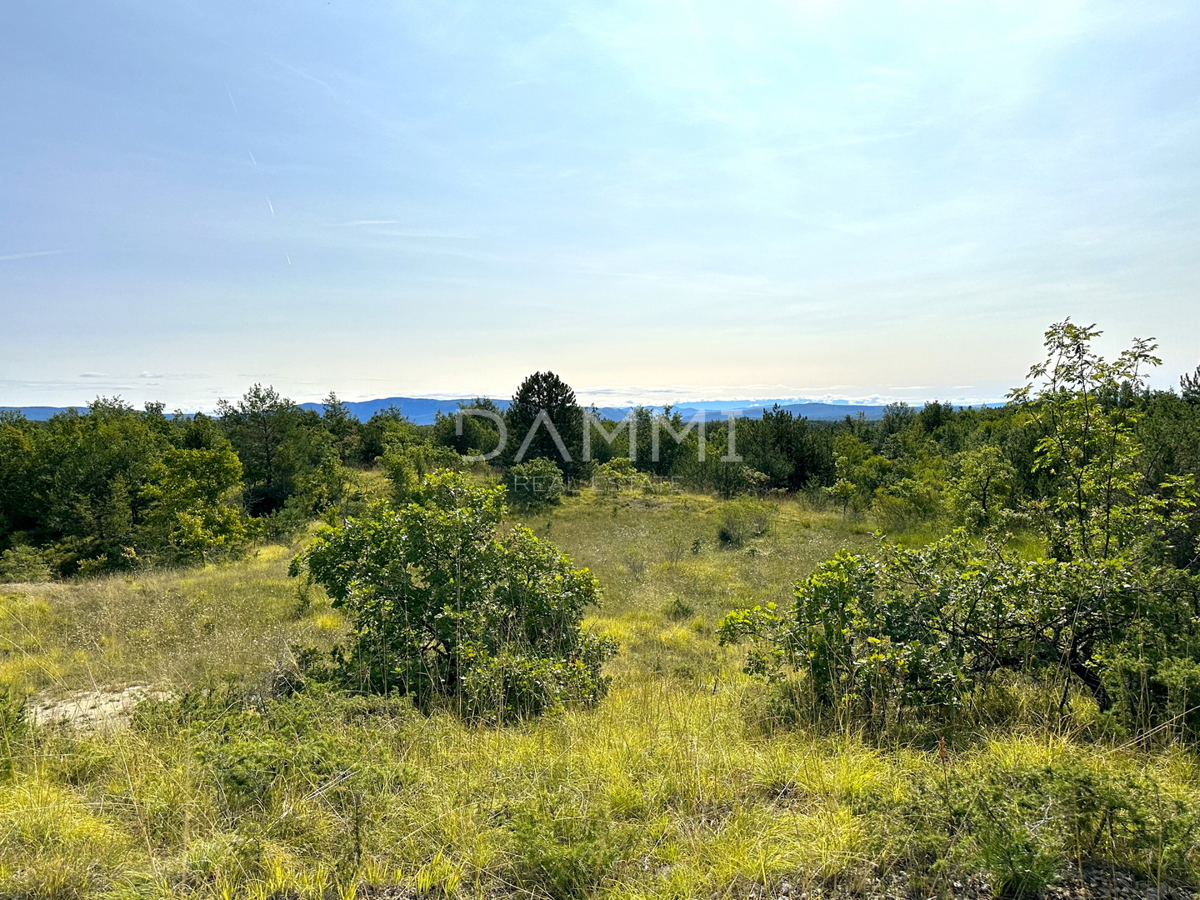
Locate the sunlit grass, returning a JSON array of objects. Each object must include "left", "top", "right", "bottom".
[{"left": 1, "top": 486, "right": 1197, "bottom": 897}]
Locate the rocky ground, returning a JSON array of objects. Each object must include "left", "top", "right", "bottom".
[{"left": 27, "top": 683, "right": 173, "bottom": 730}]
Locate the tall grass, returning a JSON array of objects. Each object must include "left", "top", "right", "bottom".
[
  {"left": 1, "top": 541, "right": 343, "bottom": 693},
  {"left": 1, "top": 487, "right": 1197, "bottom": 898}
]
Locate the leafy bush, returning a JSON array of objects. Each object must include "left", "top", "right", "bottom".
[
  {"left": 508, "top": 457, "right": 565, "bottom": 507},
  {"left": 383, "top": 440, "right": 461, "bottom": 505},
  {"left": 721, "top": 324, "right": 1200, "bottom": 738},
  {"left": 592, "top": 457, "right": 650, "bottom": 494},
  {"left": 871, "top": 476, "right": 942, "bottom": 531},
  {"left": 294, "top": 471, "right": 616, "bottom": 721},
  {"left": 947, "top": 445, "right": 1017, "bottom": 531},
  {"left": 721, "top": 532, "right": 1200, "bottom": 734},
  {"left": 138, "top": 446, "right": 251, "bottom": 563}
]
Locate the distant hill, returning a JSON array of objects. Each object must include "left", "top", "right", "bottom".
[
  {"left": 296, "top": 397, "right": 508, "bottom": 425},
  {"left": 666, "top": 402, "right": 888, "bottom": 421},
  {"left": 295, "top": 397, "right": 892, "bottom": 424},
  {"left": 0, "top": 406, "right": 81, "bottom": 421},
  {"left": 5, "top": 398, "right": 992, "bottom": 425},
  {"left": 1, "top": 399, "right": 897, "bottom": 424}
]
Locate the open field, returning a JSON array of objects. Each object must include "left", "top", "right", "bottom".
[{"left": 2, "top": 489, "right": 1198, "bottom": 899}]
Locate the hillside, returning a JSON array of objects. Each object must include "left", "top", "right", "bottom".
[{"left": 4, "top": 487, "right": 1196, "bottom": 899}]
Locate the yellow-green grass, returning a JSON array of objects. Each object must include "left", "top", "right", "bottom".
[
  {"left": 0, "top": 488, "right": 1197, "bottom": 898},
  {"left": 1, "top": 540, "right": 344, "bottom": 694}
]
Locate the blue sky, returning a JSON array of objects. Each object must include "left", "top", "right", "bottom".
[{"left": 2, "top": 0, "right": 1197, "bottom": 409}]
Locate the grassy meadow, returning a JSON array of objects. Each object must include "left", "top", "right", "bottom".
[{"left": 2, "top": 486, "right": 1198, "bottom": 899}]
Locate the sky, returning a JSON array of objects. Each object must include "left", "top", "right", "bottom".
[{"left": 1, "top": 0, "right": 1197, "bottom": 410}]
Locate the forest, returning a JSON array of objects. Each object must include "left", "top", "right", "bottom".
[{"left": 3, "top": 320, "right": 1200, "bottom": 899}]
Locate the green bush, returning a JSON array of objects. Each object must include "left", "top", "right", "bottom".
[
  {"left": 294, "top": 471, "right": 616, "bottom": 721},
  {"left": 509, "top": 457, "right": 565, "bottom": 506},
  {"left": 383, "top": 443, "right": 461, "bottom": 505},
  {"left": 592, "top": 457, "right": 650, "bottom": 494},
  {"left": 0, "top": 545, "right": 52, "bottom": 583},
  {"left": 721, "top": 534, "right": 1200, "bottom": 735},
  {"left": 722, "top": 325, "right": 1200, "bottom": 739}
]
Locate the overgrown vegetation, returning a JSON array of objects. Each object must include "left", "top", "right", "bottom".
[
  {"left": 295, "top": 471, "right": 616, "bottom": 721},
  {"left": 3, "top": 320, "right": 1200, "bottom": 898},
  {"left": 721, "top": 323, "right": 1200, "bottom": 747}
]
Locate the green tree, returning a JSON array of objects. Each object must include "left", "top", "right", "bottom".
[
  {"left": 1011, "top": 320, "right": 1168, "bottom": 562},
  {"left": 27, "top": 399, "right": 168, "bottom": 572},
  {"left": 1180, "top": 364, "right": 1200, "bottom": 405},
  {"left": 505, "top": 372, "right": 583, "bottom": 475},
  {"left": 946, "top": 445, "right": 1016, "bottom": 531},
  {"left": 322, "top": 392, "right": 362, "bottom": 463},
  {"left": 738, "top": 406, "right": 834, "bottom": 491},
  {"left": 217, "top": 385, "right": 299, "bottom": 515},
  {"left": 218, "top": 385, "right": 343, "bottom": 519},
  {"left": 139, "top": 445, "right": 251, "bottom": 563},
  {"left": 433, "top": 398, "right": 503, "bottom": 458},
  {"left": 0, "top": 413, "right": 35, "bottom": 543},
  {"left": 357, "top": 405, "right": 407, "bottom": 465}
]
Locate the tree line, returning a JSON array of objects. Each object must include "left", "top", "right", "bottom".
[{"left": 3, "top": 331, "right": 1200, "bottom": 580}]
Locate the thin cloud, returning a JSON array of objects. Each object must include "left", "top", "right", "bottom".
[
  {"left": 272, "top": 58, "right": 335, "bottom": 94},
  {"left": 0, "top": 250, "right": 67, "bottom": 262}
]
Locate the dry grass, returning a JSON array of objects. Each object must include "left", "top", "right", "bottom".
[
  {"left": 1, "top": 539, "right": 345, "bottom": 695},
  {"left": 1, "top": 487, "right": 1197, "bottom": 899}
]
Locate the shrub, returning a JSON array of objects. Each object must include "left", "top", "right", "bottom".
[
  {"left": 947, "top": 445, "right": 1016, "bottom": 531},
  {"left": 870, "top": 476, "right": 942, "bottom": 532},
  {"left": 508, "top": 457, "right": 565, "bottom": 507},
  {"left": 722, "top": 324, "right": 1200, "bottom": 739},
  {"left": 382, "top": 442, "right": 460, "bottom": 505},
  {"left": 716, "top": 498, "right": 776, "bottom": 549},
  {"left": 294, "top": 471, "right": 616, "bottom": 721},
  {"left": 0, "top": 545, "right": 52, "bottom": 583},
  {"left": 510, "top": 799, "right": 631, "bottom": 900},
  {"left": 592, "top": 457, "right": 650, "bottom": 495},
  {"left": 720, "top": 533, "right": 1200, "bottom": 734}
]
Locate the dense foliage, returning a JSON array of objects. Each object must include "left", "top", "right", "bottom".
[
  {"left": 0, "top": 402, "right": 253, "bottom": 574},
  {"left": 294, "top": 471, "right": 616, "bottom": 721},
  {"left": 0, "top": 390, "right": 435, "bottom": 577},
  {"left": 721, "top": 323, "right": 1200, "bottom": 739}
]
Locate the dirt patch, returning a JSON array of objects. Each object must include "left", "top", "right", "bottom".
[{"left": 27, "top": 684, "right": 174, "bottom": 731}]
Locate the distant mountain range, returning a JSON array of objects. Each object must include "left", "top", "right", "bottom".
[
  {"left": 295, "top": 397, "right": 898, "bottom": 425},
  {"left": 3, "top": 397, "right": 1003, "bottom": 425},
  {"left": 0, "top": 406, "right": 73, "bottom": 422}
]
